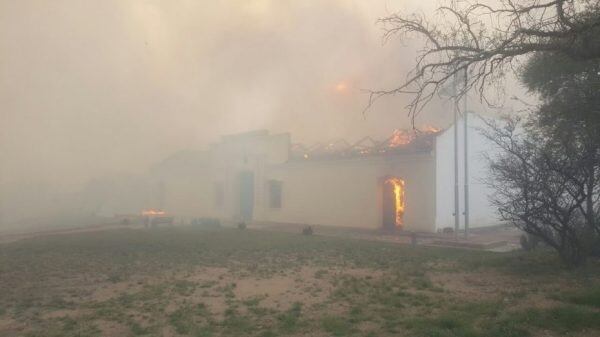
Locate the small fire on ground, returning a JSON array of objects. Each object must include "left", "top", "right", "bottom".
[{"left": 141, "top": 209, "right": 166, "bottom": 216}]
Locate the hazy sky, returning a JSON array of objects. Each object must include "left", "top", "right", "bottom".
[{"left": 1, "top": 0, "right": 466, "bottom": 190}]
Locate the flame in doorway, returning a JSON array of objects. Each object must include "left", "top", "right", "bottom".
[{"left": 385, "top": 178, "right": 405, "bottom": 227}]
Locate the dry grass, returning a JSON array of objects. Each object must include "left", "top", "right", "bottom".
[{"left": 0, "top": 226, "right": 599, "bottom": 337}]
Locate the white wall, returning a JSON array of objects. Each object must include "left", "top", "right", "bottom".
[
  {"left": 207, "top": 130, "right": 291, "bottom": 221},
  {"left": 435, "top": 112, "right": 501, "bottom": 231},
  {"left": 259, "top": 154, "right": 436, "bottom": 232}
]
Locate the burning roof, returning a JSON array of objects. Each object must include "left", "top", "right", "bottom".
[{"left": 291, "top": 126, "right": 442, "bottom": 160}]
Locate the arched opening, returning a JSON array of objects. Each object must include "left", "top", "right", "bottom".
[{"left": 382, "top": 177, "right": 405, "bottom": 230}]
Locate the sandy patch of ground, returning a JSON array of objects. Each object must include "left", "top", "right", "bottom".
[
  {"left": 91, "top": 281, "right": 136, "bottom": 302},
  {"left": 90, "top": 273, "right": 168, "bottom": 302},
  {"left": 96, "top": 319, "right": 130, "bottom": 336},
  {"left": 0, "top": 317, "right": 22, "bottom": 334},
  {"left": 430, "top": 271, "right": 526, "bottom": 300},
  {"left": 156, "top": 265, "right": 383, "bottom": 317},
  {"left": 430, "top": 270, "right": 584, "bottom": 312},
  {"left": 42, "top": 308, "right": 93, "bottom": 320}
]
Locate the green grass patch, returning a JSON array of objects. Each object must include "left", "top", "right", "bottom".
[
  {"left": 168, "top": 303, "right": 211, "bottom": 335},
  {"left": 555, "top": 285, "right": 600, "bottom": 308},
  {"left": 513, "top": 305, "right": 600, "bottom": 332},
  {"left": 321, "top": 315, "right": 354, "bottom": 336},
  {"left": 276, "top": 302, "right": 303, "bottom": 333}
]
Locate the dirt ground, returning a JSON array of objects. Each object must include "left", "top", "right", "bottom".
[
  {"left": 0, "top": 226, "right": 598, "bottom": 337},
  {"left": 0, "top": 218, "right": 523, "bottom": 254}
]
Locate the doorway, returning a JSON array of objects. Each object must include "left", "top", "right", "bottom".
[
  {"left": 382, "top": 177, "right": 405, "bottom": 230},
  {"left": 239, "top": 171, "right": 255, "bottom": 221}
]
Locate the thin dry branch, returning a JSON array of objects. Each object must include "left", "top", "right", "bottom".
[{"left": 367, "top": 0, "right": 600, "bottom": 120}]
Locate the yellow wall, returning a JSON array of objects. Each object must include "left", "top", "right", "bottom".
[{"left": 257, "top": 154, "right": 436, "bottom": 231}]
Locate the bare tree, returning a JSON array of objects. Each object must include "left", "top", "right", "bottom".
[{"left": 368, "top": 0, "right": 600, "bottom": 120}]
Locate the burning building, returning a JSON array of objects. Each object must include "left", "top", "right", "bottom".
[{"left": 151, "top": 112, "right": 501, "bottom": 232}]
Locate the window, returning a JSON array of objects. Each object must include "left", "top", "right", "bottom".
[
  {"left": 268, "top": 180, "right": 282, "bottom": 209},
  {"left": 214, "top": 182, "right": 224, "bottom": 208}
]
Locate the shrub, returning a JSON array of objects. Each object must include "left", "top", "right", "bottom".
[
  {"left": 321, "top": 316, "right": 352, "bottom": 336},
  {"left": 520, "top": 233, "right": 540, "bottom": 251},
  {"left": 442, "top": 227, "right": 454, "bottom": 234},
  {"left": 302, "top": 226, "right": 313, "bottom": 236},
  {"left": 277, "top": 302, "right": 302, "bottom": 333}
]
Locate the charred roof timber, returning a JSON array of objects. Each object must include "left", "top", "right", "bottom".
[{"left": 291, "top": 127, "right": 442, "bottom": 161}]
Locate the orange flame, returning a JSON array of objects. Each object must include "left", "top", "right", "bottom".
[
  {"left": 420, "top": 125, "right": 441, "bottom": 133},
  {"left": 142, "top": 209, "right": 166, "bottom": 216},
  {"left": 389, "top": 129, "right": 415, "bottom": 147},
  {"left": 334, "top": 81, "right": 348, "bottom": 93},
  {"left": 385, "top": 178, "right": 405, "bottom": 227},
  {"left": 388, "top": 126, "right": 441, "bottom": 148}
]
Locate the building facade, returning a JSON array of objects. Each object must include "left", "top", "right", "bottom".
[{"left": 152, "top": 113, "right": 501, "bottom": 233}]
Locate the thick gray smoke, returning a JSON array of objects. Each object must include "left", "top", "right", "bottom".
[{"left": 0, "top": 0, "right": 468, "bottom": 228}]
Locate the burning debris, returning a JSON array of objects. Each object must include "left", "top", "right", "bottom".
[
  {"left": 388, "top": 126, "right": 441, "bottom": 148},
  {"left": 141, "top": 209, "right": 166, "bottom": 216},
  {"left": 141, "top": 209, "right": 173, "bottom": 227},
  {"left": 388, "top": 129, "right": 415, "bottom": 147}
]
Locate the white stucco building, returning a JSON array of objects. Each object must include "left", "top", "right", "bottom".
[{"left": 150, "top": 112, "right": 501, "bottom": 233}]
